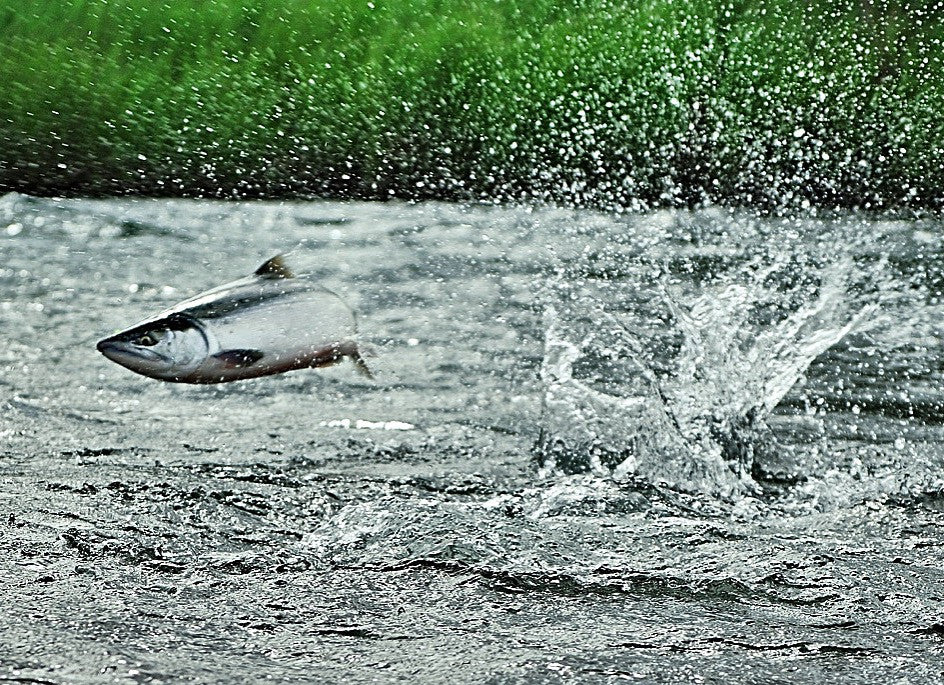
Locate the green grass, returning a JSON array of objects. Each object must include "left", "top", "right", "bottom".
[{"left": 1, "top": 0, "right": 942, "bottom": 209}]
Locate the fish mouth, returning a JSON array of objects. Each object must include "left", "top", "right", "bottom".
[{"left": 96, "top": 339, "right": 161, "bottom": 364}]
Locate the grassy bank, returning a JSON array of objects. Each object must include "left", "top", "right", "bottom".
[{"left": 1, "top": 0, "right": 942, "bottom": 210}]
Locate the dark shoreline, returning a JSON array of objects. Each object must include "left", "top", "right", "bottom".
[
  {"left": 4, "top": 0, "right": 942, "bottom": 216},
  {"left": 4, "top": 187, "right": 941, "bottom": 220}
]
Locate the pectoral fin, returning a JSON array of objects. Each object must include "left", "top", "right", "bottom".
[{"left": 213, "top": 349, "right": 265, "bottom": 368}]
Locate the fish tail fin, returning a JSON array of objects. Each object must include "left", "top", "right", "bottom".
[{"left": 350, "top": 347, "right": 375, "bottom": 379}]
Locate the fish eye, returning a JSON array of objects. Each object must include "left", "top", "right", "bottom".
[{"left": 136, "top": 332, "right": 160, "bottom": 346}]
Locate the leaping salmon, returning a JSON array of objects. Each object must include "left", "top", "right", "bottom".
[{"left": 96, "top": 255, "right": 373, "bottom": 383}]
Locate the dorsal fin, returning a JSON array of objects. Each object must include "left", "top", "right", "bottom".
[{"left": 254, "top": 255, "right": 294, "bottom": 280}]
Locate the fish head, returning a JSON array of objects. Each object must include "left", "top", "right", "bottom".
[{"left": 97, "top": 314, "right": 209, "bottom": 381}]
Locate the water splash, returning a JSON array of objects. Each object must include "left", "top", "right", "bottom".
[{"left": 538, "top": 230, "right": 892, "bottom": 498}]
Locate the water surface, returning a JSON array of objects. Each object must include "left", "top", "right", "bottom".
[{"left": 2, "top": 194, "right": 944, "bottom": 683}]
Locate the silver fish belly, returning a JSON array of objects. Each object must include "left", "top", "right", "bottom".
[{"left": 97, "top": 256, "right": 372, "bottom": 383}]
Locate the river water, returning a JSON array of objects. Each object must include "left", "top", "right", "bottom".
[{"left": 2, "top": 193, "right": 944, "bottom": 683}]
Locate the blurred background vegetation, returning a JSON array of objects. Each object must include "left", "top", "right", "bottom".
[{"left": 0, "top": 0, "right": 941, "bottom": 210}]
